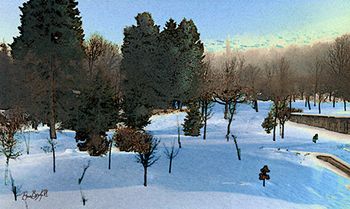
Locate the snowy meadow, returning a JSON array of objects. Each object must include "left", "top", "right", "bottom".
[{"left": 0, "top": 101, "right": 349, "bottom": 209}]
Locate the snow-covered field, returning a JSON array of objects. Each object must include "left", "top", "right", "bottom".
[{"left": 0, "top": 101, "right": 350, "bottom": 209}]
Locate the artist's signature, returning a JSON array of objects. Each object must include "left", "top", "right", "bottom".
[{"left": 22, "top": 189, "right": 48, "bottom": 201}]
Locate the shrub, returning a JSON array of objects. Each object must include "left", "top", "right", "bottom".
[{"left": 113, "top": 127, "right": 149, "bottom": 152}]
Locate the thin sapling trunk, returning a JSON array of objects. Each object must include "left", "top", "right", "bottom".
[
  {"left": 108, "top": 138, "right": 112, "bottom": 170},
  {"left": 231, "top": 135, "right": 241, "bottom": 160},
  {"left": 177, "top": 116, "right": 181, "bottom": 148}
]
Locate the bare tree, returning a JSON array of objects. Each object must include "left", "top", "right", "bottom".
[
  {"left": 9, "top": 171, "right": 22, "bottom": 201},
  {"left": 78, "top": 160, "right": 90, "bottom": 206},
  {"left": 135, "top": 134, "right": 160, "bottom": 187},
  {"left": 85, "top": 34, "right": 122, "bottom": 99},
  {"left": 239, "top": 64, "right": 261, "bottom": 112},
  {"left": 198, "top": 56, "right": 215, "bottom": 140},
  {"left": 327, "top": 34, "right": 350, "bottom": 104},
  {"left": 213, "top": 56, "right": 246, "bottom": 141},
  {"left": 163, "top": 141, "right": 180, "bottom": 174},
  {"left": 261, "top": 57, "right": 293, "bottom": 141}
]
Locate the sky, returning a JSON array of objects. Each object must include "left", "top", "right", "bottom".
[{"left": 1, "top": 0, "right": 350, "bottom": 52}]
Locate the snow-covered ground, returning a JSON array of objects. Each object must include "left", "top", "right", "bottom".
[
  {"left": 292, "top": 100, "right": 350, "bottom": 116},
  {"left": 0, "top": 100, "right": 350, "bottom": 209}
]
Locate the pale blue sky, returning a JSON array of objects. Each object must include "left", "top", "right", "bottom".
[{"left": 1, "top": 0, "right": 350, "bottom": 51}]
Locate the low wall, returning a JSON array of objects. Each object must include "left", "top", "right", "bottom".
[{"left": 289, "top": 113, "right": 350, "bottom": 134}]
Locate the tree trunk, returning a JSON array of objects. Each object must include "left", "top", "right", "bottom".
[
  {"left": 279, "top": 123, "right": 282, "bottom": 137},
  {"left": 177, "top": 116, "right": 181, "bottom": 148},
  {"left": 307, "top": 96, "right": 311, "bottom": 110},
  {"left": 273, "top": 102, "right": 278, "bottom": 142},
  {"left": 52, "top": 144, "right": 56, "bottom": 173},
  {"left": 304, "top": 97, "right": 307, "bottom": 107},
  {"left": 313, "top": 94, "right": 316, "bottom": 107},
  {"left": 108, "top": 140, "right": 112, "bottom": 170},
  {"left": 49, "top": 122, "right": 57, "bottom": 140},
  {"left": 263, "top": 179, "right": 265, "bottom": 187},
  {"left": 289, "top": 97, "right": 292, "bottom": 111},
  {"left": 226, "top": 101, "right": 236, "bottom": 142},
  {"left": 201, "top": 101, "right": 205, "bottom": 118},
  {"left": 203, "top": 101, "right": 208, "bottom": 140},
  {"left": 25, "top": 133, "right": 30, "bottom": 155},
  {"left": 333, "top": 96, "right": 336, "bottom": 108},
  {"left": 49, "top": 56, "right": 57, "bottom": 140},
  {"left": 318, "top": 99, "right": 321, "bottom": 114},
  {"left": 329, "top": 92, "right": 332, "bottom": 102},
  {"left": 233, "top": 136, "right": 241, "bottom": 160},
  {"left": 143, "top": 166, "right": 147, "bottom": 187},
  {"left": 344, "top": 100, "right": 347, "bottom": 111},
  {"left": 224, "top": 100, "right": 229, "bottom": 119},
  {"left": 4, "top": 158, "right": 9, "bottom": 185},
  {"left": 281, "top": 123, "right": 285, "bottom": 139},
  {"left": 254, "top": 100, "right": 259, "bottom": 112},
  {"left": 226, "top": 113, "right": 233, "bottom": 142},
  {"left": 169, "top": 156, "right": 173, "bottom": 174},
  {"left": 13, "top": 186, "right": 17, "bottom": 201}
]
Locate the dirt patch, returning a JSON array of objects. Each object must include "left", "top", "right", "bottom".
[{"left": 316, "top": 155, "right": 350, "bottom": 178}]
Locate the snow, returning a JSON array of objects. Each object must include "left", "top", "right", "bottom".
[{"left": 0, "top": 100, "right": 350, "bottom": 209}]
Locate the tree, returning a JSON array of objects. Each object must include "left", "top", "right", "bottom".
[
  {"left": 183, "top": 102, "right": 203, "bottom": 137},
  {"left": 261, "top": 57, "right": 293, "bottom": 141},
  {"left": 84, "top": 34, "right": 122, "bottom": 99},
  {"left": 9, "top": 171, "right": 22, "bottom": 201},
  {"left": 276, "top": 102, "right": 290, "bottom": 139},
  {"left": 327, "top": 34, "right": 350, "bottom": 104},
  {"left": 120, "top": 12, "right": 160, "bottom": 129},
  {"left": 11, "top": 0, "right": 85, "bottom": 140},
  {"left": 175, "top": 18, "right": 205, "bottom": 104},
  {"left": 78, "top": 160, "right": 90, "bottom": 206},
  {"left": 261, "top": 110, "right": 276, "bottom": 134},
  {"left": 163, "top": 141, "right": 180, "bottom": 174},
  {"left": 213, "top": 56, "right": 246, "bottom": 141},
  {"left": 262, "top": 99, "right": 290, "bottom": 140},
  {"left": 135, "top": 133, "right": 160, "bottom": 187},
  {"left": 69, "top": 68, "right": 118, "bottom": 156},
  {"left": 239, "top": 64, "right": 261, "bottom": 112},
  {"left": 157, "top": 19, "right": 182, "bottom": 108},
  {"left": 0, "top": 109, "right": 27, "bottom": 184},
  {"left": 198, "top": 55, "right": 215, "bottom": 140}
]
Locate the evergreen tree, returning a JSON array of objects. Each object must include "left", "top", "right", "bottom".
[
  {"left": 261, "top": 110, "right": 276, "bottom": 134},
  {"left": 158, "top": 19, "right": 181, "bottom": 108},
  {"left": 183, "top": 102, "right": 203, "bottom": 136},
  {"left": 11, "top": 0, "right": 85, "bottom": 140},
  {"left": 68, "top": 69, "right": 118, "bottom": 156},
  {"left": 120, "top": 12, "right": 160, "bottom": 129},
  {"left": 176, "top": 19, "right": 205, "bottom": 103}
]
